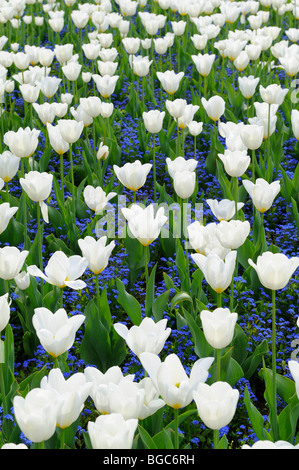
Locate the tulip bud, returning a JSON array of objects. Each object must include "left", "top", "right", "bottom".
[
  {"left": 173, "top": 170, "right": 196, "bottom": 199},
  {"left": 200, "top": 307, "right": 238, "bottom": 349}
]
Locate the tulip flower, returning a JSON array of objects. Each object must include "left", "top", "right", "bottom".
[
  {"left": 191, "top": 53, "right": 215, "bottom": 77},
  {"left": 201, "top": 95, "right": 225, "bottom": 122},
  {"left": 0, "top": 202, "right": 18, "bottom": 234},
  {"left": 206, "top": 198, "right": 244, "bottom": 221},
  {"left": 33, "top": 102, "right": 55, "bottom": 125},
  {"left": 291, "top": 109, "right": 299, "bottom": 140},
  {"left": 259, "top": 83, "right": 288, "bottom": 106},
  {"left": 173, "top": 170, "right": 196, "bottom": 199},
  {"left": 113, "top": 160, "right": 152, "bottom": 196},
  {"left": 27, "top": 250, "right": 88, "bottom": 294},
  {"left": 92, "top": 74, "right": 119, "bottom": 98},
  {"left": 32, "top": 307, "right": 85, "bottom": 358},
  {"left": 166, "top": 156, "right": 197, "bottom": 178},
  {"left": 142, "top": 109, "right": 165, "bottom": 134},
  {"left": 217, "top": 149, "right": 251, "bottom": 178},
  {"left": 78, "top": 235, "right": 115, "bottom": 305},
  {"left": 79, "top": 96, "right": 102, "bottom": 119},
  {"left": 14, "top": 271, "right": 30, "bottom": 290},
  {"left": 242, "top": 440, "right": 299, "bottom": 449},
  {"left": 114, "top": 317, "right": 171, "bottom": 358},
  {"left": 242, "top": 178, "right": 280, "bottom": 214},
  {"left": 215, "top": 220, "right": 250, "bottom": 250},
  {"left": 57, "top": 119, "right": 84, "bottom": 144},
  {"left": 70, "top": 104, "right": 93, "bottom": 127},
  {"left": 4, "top": 127, "right": 40, "bottom": 160},
  {"left": 200, "top": 307, "right": 238, "bottom": 350},
  {"left": 240, "top": 124, "right": 264, "bottom": 150},
  {"left": 187, "top": 221, "right": 229, "bottom": 259},
  {"left": 54, "top": 44, "right": 74, "bottom": 65},
  {"left": 88, "top": 413, "right": 138, "bottom": 449},
  {"left": 83, "top": 185, "right": 116, "bottom": 214},
  {"left": 193, "top": 381, "right": 239, "bottom": 438},
  {"left": 288, "top": 360, "right": 299, "bottom": 400},
  {"left": 0, "top": 246, "right": 29, "bottom": 282},
  {"left": 13, "top": 388, "right": 59, "bottom": 445},
  {"left": 156, "top": 70, "right": 184, "bottom": 95},
  {"left": 40, "top": 368, "right": 92, "bottom": 430},
  {"left": 0, "top": 293, "right": 11, "bottom": 332},
  {"left": 121, "top": 203, "right": 167, "bottom": 247},
  {"left": 20, "top": 171, "right": 53, "bottom": 223},
  {"left": 191, "top": 250, "right": 237, "bottom": 296},
  {"left": 0, "top": 151, "right": 20, "bottom": 184},
  {"left": 166, "top": 98, "right": 187, "bottom": 120},
  {"left": 1, "top": 443, "right": 28, "bottom": 449},
  {"left": 238, "top": 75, "right": 260, "bottom": 99},
  {"left": 38, "top": 76, "right": 61, "bottom": 99},
  {"left": 129, "top": 55, "right": 153, "bottom": 77},
  {"left": 19, "top": 83, "right": 40, "bottom": 103}
]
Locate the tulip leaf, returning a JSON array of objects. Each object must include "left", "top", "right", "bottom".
[
  {"left": 152, "top": 289, "right": 171, "bottom": 322},
  {"left": 145, "top": 262, "right": 157, "bottom": 317},
  {"left": 242, "top": 339, "right": 269, "bottom": 379},
  {"left": 170, "top": 292, "right": 192, "bottom": 312},
  {"left": 244, "top": 386, "right": 271, "bottom": 441},
  {"left": 138, "top": 424, "right": 158, "bottom": 450},
  {"left": 80, "top": 298, "right": 126, "bottom": 372},
  {"left": 115, "top": 278, "right": 142, "bottom": 325}
]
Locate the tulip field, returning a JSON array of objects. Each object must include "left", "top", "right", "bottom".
[{"left": 0, "top": 0, "right": 299, "bottom": 452}]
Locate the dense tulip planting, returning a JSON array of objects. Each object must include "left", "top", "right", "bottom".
[{"left": 0, "top": 0, "right": 298, "bottom": 452}]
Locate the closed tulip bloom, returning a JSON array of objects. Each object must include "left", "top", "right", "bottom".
[
  {"left": 82, "top": 43, "right": 101, "bottom": 60},
  {"left": 288, "top": 360, "right": 299, "bottom": 400},
  {"left": 216, "top": 220, "right": 250, "bottom": 250},
  {"left": 71, "top": 10, "right": 89, "bottom": 29},
  {"left": 88, "top": 413, "right": 138, "bottom": 449},
  {"left": 83, "top": 185, "right": 116, "bottom": 214},
  {"left": 49, "top": 17, "right": 64, "bottom": 33},
  {"left": 140, "top": 352, "right": 214, "bottom": 409},
  {"left": 47, "top": 123, "right": 69, "bottom": 155},
  {"left": 178, "top": 104, "right": 199, "bottom": 129},
  {"left": 142, "top": 110, "right": 165, "bottom": 134},
  {"left": 14, "top": 271, "right": 30, "bottom": 290},
  {"left": 40, "top": 368, "right": 92, "bottom": 429},
  {"left": 191, "top": 34, "right": 208, "bottom": 51},
  {"left": 248, "top": 252, "right": 299, "bottom": 291},
  {"left": 0, "top": 151, "right": 20, "bottom": 182},
  {"left": 242, "top": 440, "right": 299, "bottom": 449},
  {"left": 62, "top": 62, "right": 82, "bottom": 82},
  {"left": 33, "top": 102, "right": 55, "bottom": 125},
  {"left": 165, "top": 98, "right": 187, "bottom": 119},
  {"left": 4, "top": 127, "right": 40, "bottom": 159},
  {"left": 191, "top": 251, "right": 237, "bottom": 293},
  {"left": 240, "top": 124, "right": 264, "bottom": 150},
  {"left": 27, "top": 250, "right": 88, "bottom": 290},
  {"left": 19, "top": 83, "right": 40, "bottom": 103},
  {"left": 259, "top": 83, "right": 288, "bottom": 105},
  {"left": 121, "top": 204, "right": 168, "bottom": 246},
  {"left": 79, "top": 96, "right": 102, "bottom": 119},
  {"left": 291, "top": 109, "right": 299, "bottom": 140},
  {"left": 1, "top": 443, "right": 28, "bottom": 449},
  {"left": 207, "top": 198, "right": 244, "bottom": 221},
  {"left": 20, "top": 171, "right": 53, "bottom": 223},
  {"left": 100, "top": 102, "right": 114, "bottom": 119},
  {"left": 92, "top": 74, "right": 119, "bottom": 98},
  {"left": 51, "top": 102, "right": 68, "bottom": 119},
  {"left": 32, "top": 307, "right": 85, "bottom": 357},
  {"left": 156, "top": 70, "right": 184, "bottom": 95},
  {"left": 0, "top": 203, "right": 18, "bottom": 234},
  {"left": 0, "top": 293, "right": 11, "bottom": 332},
  {"left": 200, "top": 308, "right": 238, "bottom": 349},
  {"left": 70, "top": 105, "right": 93, "bottom": 127},
  {"left": 166, "top": 156, "right": 197, "bottom": 178},
  {"left": 191, "top": 53, "right": 215, "bottom": 77},
  {"left": 0, "top": 246, "right": 29, "bottom": 281},
  {"left": 234, "top": 51, "right": 250, "bottom": 72},
  {"left": 188, "top": 121, "right": 203, "bottom": 136},
  {"left": 173, "top": 170, "right": 196, "bottom": 199},
  {"left": 57, "top": 119, "right": 84, "bottom": 144},
  {"left": 97, "top": 59, "right": 119, "bottom": 77},
  {"left": 114, "top": 317, "right": 171, "bottom": 357},
  {"left": 201, "top": 95, "right": 225, "bottom": 122},
  {"left": 129, "top": 55, "right": 153, "bottom": 77},
  {"left": 154, "top": 37, "right": 168, "bottom": 55},
  {"left": 122, "top": 37, "right": 141, "bottom": 55},
  {"left": 238, "top": 75, "right": 259, "bottom": 99},
  {"left": 38, "top": 76, "right": 61, "bottom": 99},
  {"left": 13, "top": 51, "right": 30, "bottom": 70},
  {"left": 193, "top": 381, "right": 239, "bottom": 430},
  {"left": 54, "top": 44, "right": 74, "bottom": 65},
  {"left": 78, "top": 235, "right": 115, "bottom": 275},
  {"left": 114, "top": 160, "right": 152, "bottom": 192},
  {"left": 242, "top": 178, "right": 280, "bottom": 213},
  {"left": 279, "top": 55, "right": 299, "bottom": 77},
  {"left": 13, "top": 388, "right": 59, "bottom": 443},
  {"left": 218, "top": 149, "right": 251, "bottom": 177},
  {"left": 38, "top": 47, "right": 55, "bottom": 67},
  {"left": 97, "top": 142, "right": 109, "bottom": 161}
]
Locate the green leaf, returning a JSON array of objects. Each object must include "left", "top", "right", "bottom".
[
  {"left": 170, "top": 291, "right": 193, "bottom": 312},
  {"left": 152, "top": 289, "right": 170, "bottom": 322},
  {"left": 244, "top": 387, "right": 271, "bottom": 441},
  {"left": 138, "top": 425, "right": 158, "bottom": 450},
  {"left": 115, "top": 278, "right": 142, "bottom": 325},
  {"left": 145, "top": 263, "right": 157, "bottom": 317}
]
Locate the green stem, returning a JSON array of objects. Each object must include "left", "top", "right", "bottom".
[
  {"left": 216, "top": 348, "right": 221, "bottom": 381},
  {"left": 60, "top": 154, "right": 65, "bottom": 200},
  {"left": 271, "top": 289, "right": 279, "bottom": 441},
  {"left": 144, "top": 245, "right": 149, "bottom": 289},
  {"left": 174, "top": 408, "right": 179, "bottom": 449},
  {"left": 217, "top": 292, "right": 222, "bottom": 308},
  {"left": 69, "top": 143, "right": 75, "bottom": 216},
  {"left": 213, "top": 429, "right": 219, "bottom": 450},
  {"left": 95, "top": 273, "right": 100, "bottom": 309},
  {"left": 153, "top": 136, "right": 156, "bottom": 201},
  {"left": 234, "top": 176, "right": 238, "bottom": 220},
  {"left": 251, "top": 149, "right": 256, "bottom": 181}
]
